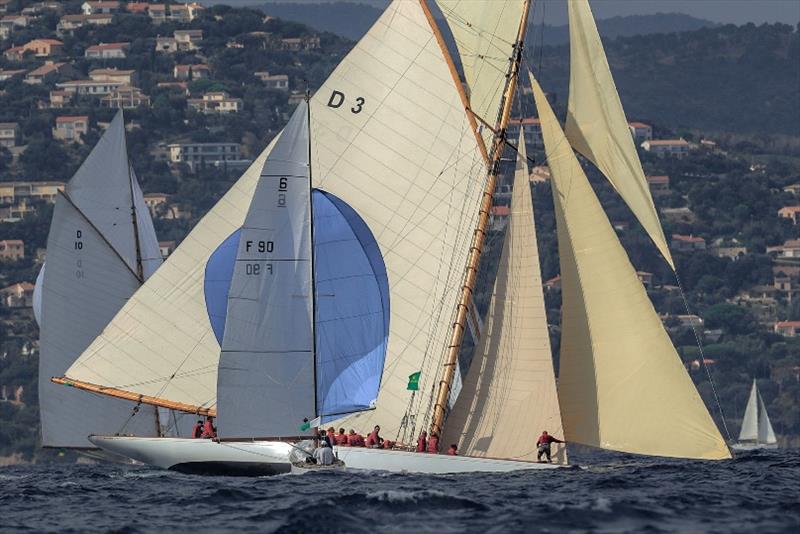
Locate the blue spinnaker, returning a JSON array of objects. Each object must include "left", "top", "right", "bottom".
[{"left": 204, "top": 229, "right": 241, "bottom": 344}]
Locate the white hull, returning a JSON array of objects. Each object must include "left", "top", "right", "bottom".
[
  {"left": 731, "top": 442, "right": 778, "bottom": 452},
  {"left": 333, "top": 446, "right": 562, "bottom": 473},
  {"left": 89, "top": 436, "right": 563, "bottom": 475},
  {"left": 88, "top": 435, "right": 294, "bottom": 476}
]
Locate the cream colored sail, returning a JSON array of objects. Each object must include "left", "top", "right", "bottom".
[
  {"left": 564, "top": 0, "right": 673, "bottom": 269},
  {"left": 531, "top": 73, "right": 730, "bottom": 460},
  {"left": 66, "top": 0, "right": 488, "bottom": 438},
  {"left": 435, "top": 0, "right": 526, "bottom": 150},
  {"left": 442, "top": 130, "right": 565, "bottom": 463}
]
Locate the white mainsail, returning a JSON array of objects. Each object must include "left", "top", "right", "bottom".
[
  {"left": 435, "top": 0, "right": 526, "bottom": 149},
  {"left": 564, "top": 0, "right": 673, "bottom": 268},
  {"left": 39, "top": 111, "right": 161, "bottom": 448},
  {"left": 65, "top": 0, "right": 488, "bottom": 440},
  {"left": 531, "top": 73, "right": 730, "bottom": 460},
  {"left": 217, "top": 102, "right": 315, "bottom": 438},
  {"left": 442, "top": 130, "right": 565, "bottom": 463}
]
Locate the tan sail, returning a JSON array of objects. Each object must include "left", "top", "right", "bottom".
[
  {"left": 531, "top": 73, "right": 730, "bottom": 460},
  {"left": 564, "top": 0, "right": 673, "bottom": 269},
  {"left": 435, "top": 0, "right": 526, "bottom": 149},
  {"left": 65, "top": 1, "right": 489, "bottom": 439},
  {"left": 442, "top": 131, "right": 565, "bottom": 463}
]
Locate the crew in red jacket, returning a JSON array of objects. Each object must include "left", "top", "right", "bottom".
[
  {"left": 335, "top": 428, "right": 349, "bottom": 446},
  {"left": 365, "top": 425, "right": 383, "bottom": 448},
  {"left": 201, "top": 417, "right": 217, "bottom": 439},
  {"left": 416, "top": 431, "right": 428, "bottom": 453},
  {"left": 427, "top": 432, "right": 440, "bottom": 453},
  {"left": 191, "top": 420, "right": 203, "bottom": 439},
  {"left": 347, "top": 429, "right": 365, "bottom": 447},
  {"left": 536, "top": 430, "right": 564, "bottom": 463}
]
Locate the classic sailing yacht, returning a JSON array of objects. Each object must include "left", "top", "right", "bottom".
[
  {"left": 52, "top": 0, "right": 730, "bottom": 473},
  {"left": 37, "top": 110, "right": 166, "bottom": 449},
  {"left": 732, "top": 380, "right": 778, "bottom": 451}
]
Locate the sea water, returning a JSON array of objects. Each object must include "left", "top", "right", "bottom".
[{"left": 0, "top": 449, "right": 797, "bottom": 533}]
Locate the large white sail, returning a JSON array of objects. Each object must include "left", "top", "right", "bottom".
[
  {"left": 39, "top": 111, "right": 161, "bottom": 448},
  {"left": 435, "top": 0, "right": 526, "bottom": 150},
  {"left": 531, "top": 73, "right": 730, "bottom": 460},
  {"left": 217, "top": 103, "right": 315, "bottom": 438},
  {"left": 65, "top": 0, "right": 487, "bottom": 440},
  {"left": 441, "top": 130, "right": 565, "bottom": 463},
  {"left": 564, "top": 0, "right": 673, "bottom": 269},
  {"left": 738, "top": 380, "right": 759, "bottom": 441}
]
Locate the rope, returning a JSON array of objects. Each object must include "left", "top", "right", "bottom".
[{"left": 674, "top": 270, "right": 734, "bottom": 443}]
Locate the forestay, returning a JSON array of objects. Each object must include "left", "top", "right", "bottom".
[
  {"left": 217, "top": 103, "right": 314, "bottom": 438},
  {"left": 66, "top": 0, "right": 487, "bottom": 438},
  {"left": 532, "top": 73, "right": 730, "bottom": 460},
  {"left": 564, "top": 0, "right": 673, "bottom": 269},
  {"left": 442, "top": 131, "right": 565, "bottom": 463},
  {"left": 435, "top": 0, "right": 526, "bottom": 149},
  {"left": 39, "top": 111, "right": 161, "bottom": 448}
]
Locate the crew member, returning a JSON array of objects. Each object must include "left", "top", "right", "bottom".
[
  {"left": 335, "top": 428, "right": 349, "bottom": 446},
  {"left": 447, "top": 443, "right": 458, "bottom": 456},
  {"left": 314, "top": 441, "right": 335, "bottom": 466},
  {"left": 201, "top": 416, "right": 217, "bottom": 439},
  {"left": 536, "top": 430, "right": 564, "bottom": 463},
  {"left": 347, "top": 429, "right": 364, "bottom": 447},
  {"left": 427, "top": 432, "right": 440, "bottom": 453},
  {"left": 365, "top": 425, "right": 383, "bottom": 448},
  {"left": 191, "top": 420, "right": 203, "bottom": 439},
  {"left": 416, "top": 431, "right": 428, "bottom": 453}
]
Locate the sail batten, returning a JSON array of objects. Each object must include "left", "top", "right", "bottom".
[
  {"left": 531, "top": 72, "right": 730, "bottom": 460},
  {"left": 565, "top": 0, "right": 673, "bottom": 268}
]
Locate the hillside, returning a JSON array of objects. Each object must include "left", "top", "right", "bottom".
[{"left": 531, "top": 22, "right": 800, "bottom": 136}]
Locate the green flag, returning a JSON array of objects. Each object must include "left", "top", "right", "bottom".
[
  {"left": 407, "top": 371, "right": 421, "bottom": 391},
  {"left": 299, "top": 420, "right": 311, "bottom": 431}
]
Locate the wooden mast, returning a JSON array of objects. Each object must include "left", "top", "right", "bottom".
[
  {"left": 430, "top": 0, "right": 532, "bottom": 436},
  {"left": 51, "top": 376, "right": 216, "bottom": 417},
  {"left": 418, "top": 0, "right": 489, "bottom": 165}
]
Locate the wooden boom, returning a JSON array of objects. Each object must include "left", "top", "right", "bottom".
[
  {"left": 429, "top": 0, "right": 532, "bottom": 436},
  {"left": 51, "top": 376, "right": 216, "bottom": 417}
]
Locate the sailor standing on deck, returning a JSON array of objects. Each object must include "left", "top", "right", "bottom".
[
  {"left": 536, "top": 431, "right": 564, "bottom": 463},
  {"left": 314, "top": 440, "right": 335, "bottom": 465}
]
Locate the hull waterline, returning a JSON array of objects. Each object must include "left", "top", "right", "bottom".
[
  {"left": 731, "top": 442, "right": 779, "bottom": 452},
  {"left": 89, "top": 436, "right": 564, "bottom": 475}
]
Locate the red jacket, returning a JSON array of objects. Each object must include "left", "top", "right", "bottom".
[
  {"left": 191, "top": 424, "right": 203, "bottom": 439},
  {"left": 366, "top": 430, "right": 382, "bottom": 448},
  {"left": 416, "top": 436, "right": 427, "bottom": 453},
  {"left": 335, "top": 433, "right": 349, "bottom": 446},
  {"left": 347, "top": 433, "right": 364, "bottom": 447},
  {"left": 202, "top": 420, "right": 216, "bottom": 439},
  {"left": 537, "top": 434, "right": 563, "bottom": 446},
  {"left": 427, "top": 436, "right": 439, "bottom": 453}
]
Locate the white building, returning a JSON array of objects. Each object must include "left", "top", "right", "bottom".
[
  {"left": 628, "top": 122, "right": 653, "bottom": 143},
  {"left": 168, "top": 142, "right": 241, "bottom": 171},
  {"left": 255, "top": 72, "right": 289, "bottom": 91},
  {"left": 188, "top": 92, "right": 244, "bottom": 114},
  {"left": 641, "top": 139, "right": 690, "bottom": 158},
  {"left": 85, "top": 42, "right": 129, "bottom": 59}
]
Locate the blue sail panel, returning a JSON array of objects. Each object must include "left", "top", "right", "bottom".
[
  {"left": 313, "top": 191, "right": 389, "bottom": 418},
  {"left": 204, "top": 229, "right": 241, "bottom": 344}
]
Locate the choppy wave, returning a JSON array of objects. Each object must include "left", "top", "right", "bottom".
[{"left": 0, "top": 449, "right": 798, "bottom": 533}]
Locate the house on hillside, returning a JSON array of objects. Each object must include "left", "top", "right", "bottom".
[
  {"left": 628, "top": 121, "right": 653, "bottom": 143},
  {"left": 0, "top": 240, "right": 24, "bottom": 261},
  {"left": 0, "top": 69, "right": 26, "bottom": 82},
  {"left": 101, "top": 86, "right": 149, "bottom": 109},
  {"left": 81, "top": 1, "right": 121, "bottom": 15},
  {"left": 155, "top": 36, "right": 178, "bottom": 53},
  {"left": 125, "top": 2, "right": 149, "bottom": 14},
  {"left": 148, "top": 3, "right": 168, "bottom": 23},
  {"left": 646, "top": 175, "right": 670, "bottom": 194},
  {"left": 0, "top": 182, "right": 65, "bottom": 205},
  {"left": 85, "top": 42, "right": 129, "bottom": 59},
  {"left": 254, "top": 71, "right": 289, "bottom": 91},
  {"left": 90, "top": 68, "right": 137, "bottom": 85},
  {"left": 489, "top": 205, "right": 510, "bottom": 231},
  {"left": 24, "top": 61, "right": 75, "bottom": 85},
  {"left": 506, "top": 117, "right": 544, "bottom": 148},
  {"left": 174, "top": 64, "right": 210, "bottom": 81},
  {"left": 188, "top": 91, "right": 243, "bottom": 114},
  {"left": 774, "top": 321, "right": 800, "bottom": 337},
  {"left": 0, "top": 282, "right": 34, "bottom": 307},
  {"left": 641, "top": 139, "right": 690, "bottom": 158},
  {"left": 671, "top": 234, "right": 706, "bottom": 252},
  {"left": 52, "top": 116, "right": 89, "bottom": 142},
  {"left": 174, "top": 29, "right": 203, "bottom": 51},
  {"left": 709, "top": 238, "right": 747, "bottom": 260},
  {"left": 0, "top": 122, "right": 20, "bottom": 148},
  {"left": 778, "top": 205, "right": 800, "bottom": 225},
  {"left": 48, "top": 90, "right": 74, "bottom": 108}
]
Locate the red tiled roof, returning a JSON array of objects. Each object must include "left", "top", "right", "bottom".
[
  {"left": 56, "top": 115, "right": 88, "bottom": 123},
  {"left": 628, "top": 121, "right": 651, "bottom": 128},
  {"left": 491, "top": 205, "right": 510, "bottom": 217}
]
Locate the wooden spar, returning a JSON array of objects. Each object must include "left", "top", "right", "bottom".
[
  {"left": 430, "top": 0, "right": 532, "bottom": 436},
  {"left": 419, "top": 0, "right": 489, "bottom": 165},
  {"left": 51, "top": 376, "right": 216, "bottom": 417}
]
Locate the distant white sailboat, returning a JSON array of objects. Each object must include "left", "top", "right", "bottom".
[
  {"left": 53, "top": 0, "right": 731, "bottom": 474},
  {"left": 732, "top": 380, "right": 778, "bottom": 451}
]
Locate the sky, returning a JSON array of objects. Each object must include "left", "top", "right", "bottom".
[{"left": 205, "top": 0, "right": 800, "bottom": 26}]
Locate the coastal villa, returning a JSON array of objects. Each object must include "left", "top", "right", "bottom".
[
  {"left": 101, "top": 86, "right": 150, "bottom": 109},
  {"left": 174, "top": 64, "right": 210, "bottom": 80},
  {"left": 0, "top": 182, "right": 65, "bottom": 205},
  {"left": 778, "top": 206, "right": 800, "bottom": 225},
  {"left": 0, "top": 240, "right": 25, "bottom": 261},
  {"left": 81, "top": 1, "right": 121, "bottom": 15},
  {"left": 52, "top": 115, "right": 89, "bottom": 142},
  {"left": 671, "top": 234, "right": 706, "bottom": 252},
  {"left": 0, "top": 122, "right": 20, "bottom": 148},
  {"left": 628, "top": 121, "right": 653, "bottom": 143},
  {"left": 85, "top": 42, "right": 129, "bottom": 59},
  {"left": 641, "top": 139, "right": 690, "bottom": 158},
  {"left": 174, "top": 29, "right": 203, "bottom": 51},
  {"left": 709, "top": 238, "right": 747, "bottom": 260},
  {"left": 24, "top": 61, "right": 74, "bottom": 85},
  {"left": 254, "top": 71, "right": 289, "bottom": 91},
  {"left": 646, "top": 175, "right": 670, "bottom": 194},
  {"left": 188, "top": 92, "right": 244, "bottom": 114},
  {"left": 774, "top": 321, "right": 800, "bottom": 337},
  {"left": 167, "top": 141, "right": 241, "bottom": 172},
  {"left": 0, "top": 282, "right": 34, "bottom": 308}
]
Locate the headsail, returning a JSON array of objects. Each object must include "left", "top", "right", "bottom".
[
  {"left": 756, "top": 385, "right": 777, "bottom": 444},
  {"left": 39, "top": 111, "right": 161, "bottom": 448},
  {"left": 531, "top": 73, "right": 730, "bottom": 460},
  {"left": 64, "top": 0, "right": 487, "bottom": 440},
  {"left": 217, "top": 102, "right": 314, "bottom": 438},
  {"left": 564, "top": 0, "right": 673, "bottom": 269},
  {"left": 435, "top": 0, "right": 526, "bottom": 150},
  {"left": 442, "top": 130, "right": 565, "bottom": 463}
]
